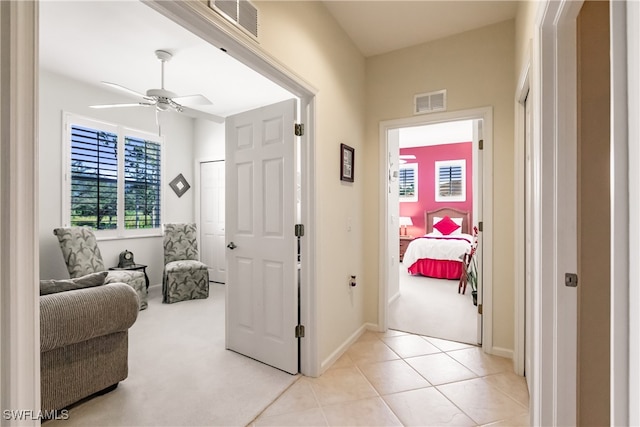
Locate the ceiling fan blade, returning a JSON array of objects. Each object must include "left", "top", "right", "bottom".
[
  {"left": 101, "top": 81, "right": 148, "bottom": 99},
  {"left": 181, "top": 106, "right": 225, "bottom": 123},
  {"left": 172, "top": 94, "right": 212, "bottom": 106},
  {"left": 90, "top": 102, "right": 154, "bottom": 109}
]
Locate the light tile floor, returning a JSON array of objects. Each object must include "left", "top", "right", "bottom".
[{"left": 251, "top": 330, "right": 529, "bottom": 427}]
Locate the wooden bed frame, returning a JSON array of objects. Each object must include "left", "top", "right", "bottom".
[
  {"left": 425, "top": 207, "right": 470, "bottom": 235},
  {"left": 403, "top": 207, "right": 471, "bottom": 281}
]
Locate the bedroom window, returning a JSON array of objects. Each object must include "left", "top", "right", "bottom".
[
  {"left": 64, "top": 113, "right": 163, "bottom": 237},
  {"left": 399, "top": 163, "right": 418, "bottom": 202},
  {"left": 435, "top": 159, "right": 465, "bottom": 202}
]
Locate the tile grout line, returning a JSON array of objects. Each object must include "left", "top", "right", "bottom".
[
  {"left": 350, "top": 359, "right": 406, "bottom": 426},
  {"left": 362, "top": 332, "right": 478, "bottom": 427},
  {"left": 247, "top": 374, "right": 304, "bottom": 425},
  {"left": 379, "top": 331, "right": 521, "bottom": 426},
  {"left": 304, "top": 376, "right": 331, "bottom": 427}
]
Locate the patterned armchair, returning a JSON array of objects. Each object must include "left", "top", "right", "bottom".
[
  {"left": 162, "top": 223, "right": 209, "bottom": 304},
  {"left": 53, "top": 227, "right": 148, "bottom": 310}
]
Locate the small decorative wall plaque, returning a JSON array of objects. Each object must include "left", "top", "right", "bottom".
[{"left": 169, "top": 173, "right": 191, "bottom": 198}]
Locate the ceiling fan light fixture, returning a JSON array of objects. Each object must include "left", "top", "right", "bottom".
[
  {"left": 146, "top": 88, "right": 176, "bottom": 99},
  {"left": 156, "top": 100, "right": 171, "bottom": 111}
]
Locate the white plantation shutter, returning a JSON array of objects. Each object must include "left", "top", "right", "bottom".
[
  {"left": 399, "top": 163, "right": 418, "bottom": 202},
  {"left": 438, "top": 165, "right": 463, "bottom": 197},
  {"left": 124, "top": 136, "right": 162, "bottom": 230},
  {"left": 435, "top": 160, "right": 466, "bottom": 202},
  {"left": 70, "top": 125, "right": 119, "bottom": 229},
  {"left": 65, "top": 114, "right": 163, "bottom": 236}
]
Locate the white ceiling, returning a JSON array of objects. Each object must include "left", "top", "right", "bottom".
[
  {"left": 39, "top": 1, "right": 518, "bottom": 119},
  {"left": 39, "top": 1, "right": 294, "bottom": 119},
  {"left": 323, "top": 1, "right": 519, "bottom": 57},
  {"left": 399, "top": 120, "right": 473, "bottom": 148}
]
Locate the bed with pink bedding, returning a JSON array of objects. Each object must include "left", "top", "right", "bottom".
[{"left": 402, "top": 208, "right": 473, "bottom": 280}]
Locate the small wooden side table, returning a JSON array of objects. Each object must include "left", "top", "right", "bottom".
[
  {"left": 109, "top": 264, "right": 150, "bottom": 289},
  {"left": 399, "top": 235, "right": 414, "bottom": 262}
]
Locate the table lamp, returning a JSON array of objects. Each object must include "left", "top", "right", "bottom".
[{"left": 399, "top": 216, "right": 413, "bottom": 236}]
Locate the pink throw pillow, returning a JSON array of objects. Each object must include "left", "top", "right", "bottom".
[{"left": 433, "top": 215, "right": 461, "bottom": 236}]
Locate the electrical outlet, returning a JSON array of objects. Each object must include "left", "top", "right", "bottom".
[{"left": 349, "top": 275, "right": 356, "bottom": 287}]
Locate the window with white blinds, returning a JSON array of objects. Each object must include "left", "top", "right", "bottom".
[
  {"left": 65, "top": 114, "right": 163, "bottom": 237},
  {"left": 399, "top": 163, "right": 418, "bottom": 202},
  {"left": 70, "top": 125, "right": 119, "bottom": 229},
  {"left": 435, "top": 159, "right": 466, "bottom": 202},
  {"left": 124, "top": 136, "right": 161, "bottom": 229}
]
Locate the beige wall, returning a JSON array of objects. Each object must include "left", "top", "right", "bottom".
[
  {"left": 577, "top": 1, "right": 610, "bottom": 424},
  {"left": 363, "top": 20, "right": 516, "bottom": 352},
  {"left": 515, "top": 1, "right": 539, "bottom": 75},
  {"left": 252, "top": 1, "right": 368, "bottom": 363}
]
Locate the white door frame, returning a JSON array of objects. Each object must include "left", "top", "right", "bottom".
[
  {"left": 0, "top": 1, "right": 40, "bottom": 421},
  {"left": 378, "top": 107, "right": 495, "bottom": 354},
  {"left": 532, "top": 1, "right": 582, "bottom": 425},
  {"left": 195, "top": 157, "right": 225, "bottom": 281},
  {"left": 514, "top": 51, "right": 531, "bottom": 378},
  {"left": 611, "top": 1, "right": 638, "bottom": 425}
]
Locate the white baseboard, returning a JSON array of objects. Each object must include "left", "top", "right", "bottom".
[
  {"left": 364, "top": 322, "right": 381, "bottom": 332},
  {"left": 320, "top": 323, "right": 378, "bottom": 374},
  {"left": 490, "top": 345, "right": 514, "bottom": 360}
]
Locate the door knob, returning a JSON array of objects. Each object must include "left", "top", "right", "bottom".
[{"left": 227, "top": 242, "right": 237, "bottom": 250}]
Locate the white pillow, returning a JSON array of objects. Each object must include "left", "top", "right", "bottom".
[{"left": 432, "top": 216, "right": 463, "bottom": 235}]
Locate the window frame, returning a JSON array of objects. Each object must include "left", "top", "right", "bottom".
[
  {"left": 62, "top": 112, "right": 165, "bottom": 239},
  {"left": 435, "top": 159, "right": 466, "bottom": 202},
  {"left": 399, "top": 163, "right": 418, "bottom": 203}
]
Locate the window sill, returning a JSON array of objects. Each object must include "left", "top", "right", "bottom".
[{"left": 95, "top": 232, "right": 162, "bottom": 241}]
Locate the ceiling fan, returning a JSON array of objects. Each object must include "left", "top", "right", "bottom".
[{"left": 90, "top": 49, "right": 223, "bottom": 123}]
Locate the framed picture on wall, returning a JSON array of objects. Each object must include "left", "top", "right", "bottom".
[{"left": 340, "top": 143, "right": 355, "bottom": 182}]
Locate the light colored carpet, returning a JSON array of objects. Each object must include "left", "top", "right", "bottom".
[
  {"left": 47, "top": 283, "right": 297, "bottom": 427},
  {"left": 389, "top": 266, "right": 478, "bottom": 345}
]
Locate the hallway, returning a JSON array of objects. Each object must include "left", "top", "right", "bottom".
[{"left": 253, "top": 330, "right": 529, "bottom": 426}]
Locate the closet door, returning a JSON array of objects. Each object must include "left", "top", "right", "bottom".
[{"left": 201, "top": 160, "right": 226, "bottom": 283}]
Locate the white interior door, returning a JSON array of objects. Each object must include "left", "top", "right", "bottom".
[
  {"left": 201, "top": 160, "right": 226, "bottom": 283},
  {"left": 387, "top": 129, "right": 400, "bottom": 305},
  {"left": 473, "top": 119, "right": 483, "bottom": 345},
  {"left": 225, "top": 98, "right": 298, "bottom": 374}
]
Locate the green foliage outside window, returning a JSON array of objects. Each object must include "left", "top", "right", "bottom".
[{"left": 69, "top": 124, "right": 161, "bottom": 231}]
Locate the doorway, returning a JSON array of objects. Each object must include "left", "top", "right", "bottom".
[
  {"left": 379, "top": 107, "right": 494, "bottom": 352},
  {"left": 388, "top": 119, "right": 480, "bottom": 345}
]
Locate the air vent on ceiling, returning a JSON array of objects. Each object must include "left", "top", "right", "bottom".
[
  {"left": 210, "top": 0, "right": 258, "bottom": 39},
  {"left": 414, "top": 90, "right": 447, "bottom": 115}
]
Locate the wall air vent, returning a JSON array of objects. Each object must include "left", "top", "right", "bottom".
[
  {"left": 210, "top": 0, "right": 259, "bottom": 39},
  {"left": 414, "top": 90, "right": 447, "bottom": 115}
]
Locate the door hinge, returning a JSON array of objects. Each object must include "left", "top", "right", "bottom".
[
  {"left": 478, "top": 221, "right": 483, "bottom": 232},
  {"left": 295, "top": 224, "right": 305, "bottom": 237},
  {"left": 479, "top": 139, "right": 484, "bottom": 150},
  {"left": 295, "top": 324, "right": 305, "bottom": 338},
  {"left": 295, "top": 123, "right": 304, "bottom": 136},
  {"left": 478, "top": 304, "right": 483, "bottom": 315}
]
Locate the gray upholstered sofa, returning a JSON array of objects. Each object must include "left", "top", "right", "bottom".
[{"left": 40, "top": 282, "right": 139, "bottom": 412}]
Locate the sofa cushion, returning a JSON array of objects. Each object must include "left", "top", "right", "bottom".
[{"left": 40, "top": 271, "right": 108, "bottom": 295}]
